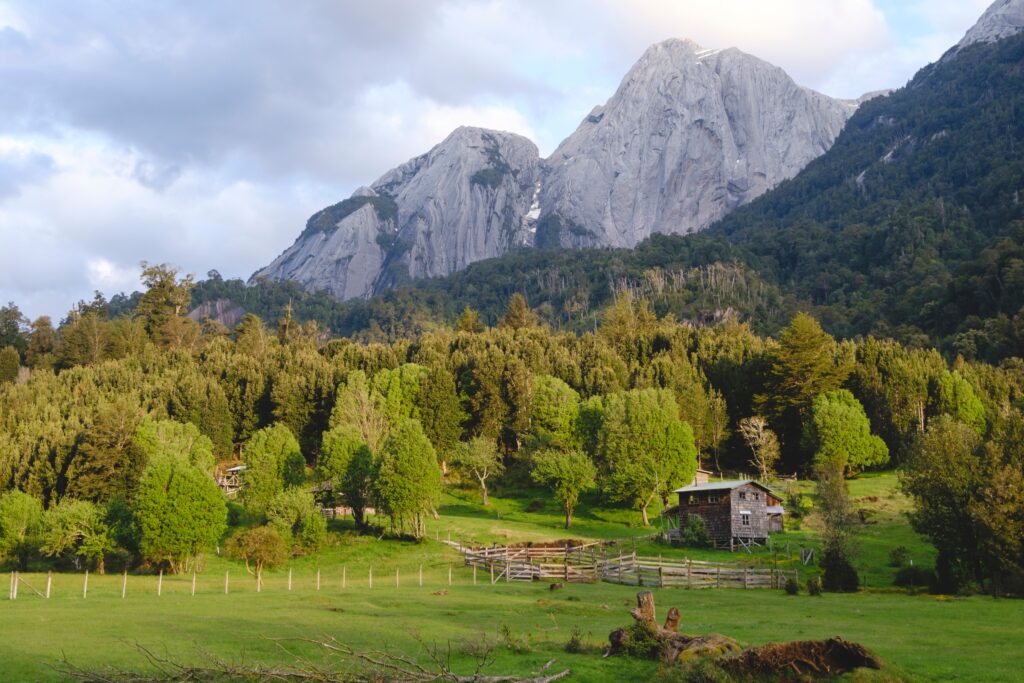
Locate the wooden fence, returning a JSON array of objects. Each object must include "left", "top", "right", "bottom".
[{"left": 458, "top": 544, "right": 796, "bottom": 589}]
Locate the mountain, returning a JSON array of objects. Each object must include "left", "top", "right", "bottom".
[
  {"left": 537, "top": 39, "right": 856, "bottom": 248},
  {"left": 951, "top": 0, "right": 1024, "bottom": 54},
  {"left": 252, "top": 127, "right": 540, "bottom": 300},
  {"left": 252, "top": 39, "right": 858, "bottom": 299}
]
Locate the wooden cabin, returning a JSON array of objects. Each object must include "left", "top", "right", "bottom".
[{"left": 668, "top": 479, "right": 785, "bottom": 550}]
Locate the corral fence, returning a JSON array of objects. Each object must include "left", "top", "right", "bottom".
[{"left": 457, "top": 543, "right": 797, "bottom": 589}]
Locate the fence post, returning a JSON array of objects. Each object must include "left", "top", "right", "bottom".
[
  {"left": 192, "top": 569, "right": 197, "bottom": 596},
  {"left": 419, "top": 565, "right": 423, "bottom": 587},
  {"left": 448, "top": 564, "right": 452, "bottom": 586},
  {"left": 490, "top": 563, "right": 494, "bottom": 584},
  {"left": 225, "top": 570, "right": 229, "bottom": 595},
  {"left": 473, "top": 564, "right": 477, "bottom": 585},
  {"left": 317, "top": 568, "right": 321, "bottom": 591},
  {"left": 122, "top": 570, "right": 128, "bottom": 599},
  {"left": 158, "top": 570, "right": 163, "bottom": 596},
  {"left": 687, "top": 560, "right": 692, "bottom": 589},
  {"left": 716, "top": 567, "right": 721, "bottom": 589},
  {"left": 659, "top": 564, "right": 664, "bottom": 588},
  {"left": 743, "top": 568, "right": 748, "bottom": 590},
  {"left": 369, "top": 567, "right": 373, "bottom": 589},
  {"left": 46, "top": 570, "right": 52, "bottom": 599},
  {"left": 12, "top": 571, "right": 17, "bottom": 600},
  {"left": 288, "top": 568, "right": 292, "bottom": 591},
  {"left": 396, "top": 567, "right": 400, "bottom": 588},
  {"left": 83, "top": 570, "right": 89, "bottom": 599},
  {"left": 342, "top": 566, "right": 347, "bottom": 589}
]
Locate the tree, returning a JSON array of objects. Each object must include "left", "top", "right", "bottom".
[
  {"left": 341, "top": 443, "right": 376, "bottom": 528},
  {"left": 456, "top": 306, "right": 483, "bottom": 333},
  {"left": 0, "top": 301, "right": 27, "bottom": 355},
  {"left": 756, "top": 313, "right": 851, "bottom": 462},
  {"left": 134, "top": 454, "right": 227, "bottom": 573},
  {"left": 225, "top": 526, "right": 287, "bottom": 580},
  {"left": 901, "top": 416, "right": 984, "bottom": 591},
  {"left": 329, "top": 371, "right": 390, "bottom": 452},
  {"left": 803, "top": 390, "right": 889, "bottom": 475},
  {"left": 241, "top": 423, "right": 306, "bottom": 516},
  {"left": 40, "top": 499, "right": 114, "bottom": 572},
  {"left": 135, "top": 262, "right": 194, "bottom": 338},
  {"left": 452, "top": 437, "right": 503, "bottom": 506},
  {"left": 500, "top": 293, "right": 535, "bottom": 330},
  {"left": 928, "top": 370, "right": 987, "bottom": 435},
  {"left": 318, "top": 425, "right": 366, "bottom": 495},
  {"left": 373, "top": 419, "right": 441, "bottom": 538},
  {"left": 0, "top": 345, "right": 20, "bottom": 383},
  {"left": 531, "top": 450, "right": 596, "bottom": 529},
  {"left": 595, "top": 389, "right": 697, "bottom": 525},
  {"left": 738, "top": 416, "right": 780, "bottom": 482},
  {"left": 134, "top": 416, "right": 215, "bottom": 473},
  {"left": 26, "top": 316, "right": 57, "bottom": 369},
  {"left": 816, "top": 459, "right": 859, "bottom": 592},
  {"left": 0, "top": 490, "right": 42, "bottom": 570},
  {"left": 528, "top": 375, "right": 580, "bottom": 451},
  {"left": 417, "top": 366, "right": 466, "bottom": 470},
  {"left": 266, "top": 489, "right": 327, "bottom": 552}
]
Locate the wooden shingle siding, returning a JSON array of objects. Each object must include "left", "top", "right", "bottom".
[{"left": 731, "top": 483, "right": 769, "bottom": 540}]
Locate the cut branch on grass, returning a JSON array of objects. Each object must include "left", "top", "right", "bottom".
[{"left": 58, "top": 636, "right": 571, "bottom": 683}]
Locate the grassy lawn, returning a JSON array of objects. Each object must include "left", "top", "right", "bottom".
[{"left": 1, "top": 472, "right": 1011, "bottom": 681}]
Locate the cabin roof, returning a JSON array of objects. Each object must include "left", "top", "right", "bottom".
[{"left": 673, "top": 479, "right": 779, "bottom": 495}]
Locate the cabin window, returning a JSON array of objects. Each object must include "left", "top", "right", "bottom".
[
  {"left": 708, "top": 495, "right": 719, "bottom": 503},
  {"left": 688, "top": 495, "right": 696, "bottom": 505},
  {"left": 741, "top": 512, "right": 751, "bottom": 526},
  {"left": 754, "top": 492, "right": 760, "bottom": 500},
  {"left": 738, "top": 491, "right": 746, "bottom": 500}
]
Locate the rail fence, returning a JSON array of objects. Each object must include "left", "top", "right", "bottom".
[{"left": 457, "top": 543, "right": 796, "bottom": 589}]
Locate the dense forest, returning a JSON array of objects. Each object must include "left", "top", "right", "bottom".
[
  {"left": 180, "top": 34, "right": 1024, "bottom": 364},
  {"left": 1, "top": 264, "right": 1022, "bottom": 593}
]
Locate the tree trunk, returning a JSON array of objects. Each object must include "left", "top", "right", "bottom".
[
  {"left": 565, "top": 505, "right": 573, "bottom": 529},
  {"left": 641, "top": 505, "right": 650, "bottom": 527},
  {"left": 479, "top": 476, "right": 489, "bottom": 506}
]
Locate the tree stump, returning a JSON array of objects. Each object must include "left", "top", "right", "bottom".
[
  {"left": 609, "top": 591, "right": 741, "bottom": 663},
  {"left": 663, "top": 607, "right": 680, "bottom": 633}
]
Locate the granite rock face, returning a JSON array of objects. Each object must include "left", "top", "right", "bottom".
[
  {"left": 537, "top": 39, "right": 855, "bottom": 248},
  {"left": 251, "top": 126, "right": 540, "bottom": 298},
  {"left": 953, "top": 0, "right": 1024, "bottom": 54},
  {"left": 253, "top": 41, "right": 858, "bottom": 298}
]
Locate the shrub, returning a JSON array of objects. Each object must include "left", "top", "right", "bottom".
[
  {"left": 679, "top": 515, "right": 712, "bottom": 548},
  {"left": 894, "top": 565, "right": 937, "bottom": 591},
  {"left": 657, "top": 659, "right": 732, "bottom": 683},
  {"left": 784, "top": 577, "right": 800, "bottom": 595},
  {"left": 564, "top": 625, "right": 586, "bottom": 654},
  {"left": 225, "top": 526, "right": 287, "bottom": 577},
  {"left": 807, "top": 577, "right": 823, "bottom": 596},
  {"left": 888, "top": 546, "right": 910, "bottom": 568},
  {"left": 498, "top": 624, "right": 532, "bottom": 654},
  {"left": 623, "top": 620, "right": 662, "bottom": 659},
  {"left": 821, "top": 548, "right": 860, "bottom": 592}
]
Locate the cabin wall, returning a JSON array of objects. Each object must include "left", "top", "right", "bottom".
[
  {"left": 678, "top": 496, "right": 732, "bottom": 544},
  {"left": 731, "top": 484, "right": 769, "bottom": 540}
]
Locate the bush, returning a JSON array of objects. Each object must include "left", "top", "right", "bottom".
[
  {"left": 894, "top": 565, "right": 937, "bottom": 591},
  {"left": 225, "top": 526, "right": 287, "bottom": 576},
  {"left": 678, "top": 515, "right": 712, "bottom": 548},
  {"left": 784, "top": 577, "right": 799, "bottom": 595},
  {"left": 888, "top": 546, "right": 910, "bottom": 568},
  {"left": 623, "top": 620, "right": 662, "bottom": 659},
  {"left": 657, "top": 658, "right": 731, "bottom": 683},
  {"left": 564, "top": 625, "right": 586, "bottom": 654},
  {"left": 821, "top": 548, "right": 860, "bottom": 592},
  {"left": 807, "top": 577, "right": 823, "bottom": 596}
]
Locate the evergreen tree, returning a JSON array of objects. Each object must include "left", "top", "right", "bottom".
[
  {"left": 0, "top": 345, "right": 19, "bottom": 383},
  {"left": 25, "top": 316, "right": 57, "bottom": 370},
  {"left": 456, "top": 306, "right": 483, "bottom": 333},
  {"left": 135, "top": 263, "right": 194, "bottom": 337},
  {"left": 134, "top": 454, "right": 227, "bottom": 573},
  {"left": 241, "top": 423, "right": 305, "bottom": 516},
  {"left": 266, "top": 488, "right": 326, "bottom": 552},
  {"left": 64, "top": 400, "right": 146, "bottom": 503},
  {"left": 528, "top": 375, "right": 580, "bottom": 451},
  {"left": 373, "top": 419, "right": 441, "bottom": 538},
  {"left": 417, "top": 365, "right": 466, "bottom": 468},
  {"left": 500, "top": 293, "right": 535, "bottom": 331}
]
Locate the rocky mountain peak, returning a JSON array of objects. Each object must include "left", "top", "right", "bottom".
[
  {"left": 953, "top": 0, "right": 1024, "bottom": 53},
  {"left": 537, "top": 38, "right": 854, "bottom": 248}
]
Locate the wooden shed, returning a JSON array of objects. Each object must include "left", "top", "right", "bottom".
[{"left": 668, "top": 479, "right": 785, "bottom": 550}]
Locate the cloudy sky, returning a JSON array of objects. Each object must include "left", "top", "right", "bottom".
[{"left": 0, "top": 0, "right": 993, "bottom": 319}]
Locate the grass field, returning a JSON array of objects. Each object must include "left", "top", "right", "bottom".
[{"left": 2, "top": 473, "right": 1017, "bottom": 682}]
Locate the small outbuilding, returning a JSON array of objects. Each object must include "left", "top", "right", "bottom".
[{"left": 667, "top": 477, "right": 785, "bottom": 550}]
